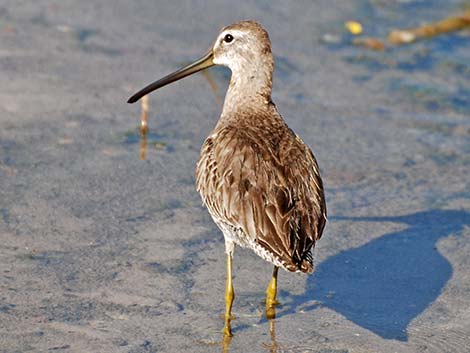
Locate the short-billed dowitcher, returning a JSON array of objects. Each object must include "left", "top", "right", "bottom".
[{"left": 128, "top": 20, "right": 327, "bottom": 336}]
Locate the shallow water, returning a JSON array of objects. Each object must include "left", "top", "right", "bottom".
[{"left": 0, "top": 1, "right": 469, "bottom": 352}]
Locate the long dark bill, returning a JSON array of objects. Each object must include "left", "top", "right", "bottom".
[{"left": 127, "top": 50, "right": 215, "bottom": 104}]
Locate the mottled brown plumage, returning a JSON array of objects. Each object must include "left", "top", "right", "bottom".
[
  {"left": 196, "top": 104, "right": 326, "bottom": 272},
  {"left": 128, "top": 20, "right": 327, "bottom": 336}
]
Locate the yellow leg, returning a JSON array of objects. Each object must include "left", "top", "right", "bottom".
[
  {"left": 265, "top": 266, "right": 279, "bottom": 320},
  {"left": 223, "top": 254, "right": 234, "bottom": 337}
]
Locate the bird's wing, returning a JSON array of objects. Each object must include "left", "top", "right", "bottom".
[{"left": 196, "top": 125, "right": 326, "bottom": 272}]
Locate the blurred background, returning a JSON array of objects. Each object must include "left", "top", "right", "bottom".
[{"left": 0, "top": 1, "right": 469, "bottom": 352}]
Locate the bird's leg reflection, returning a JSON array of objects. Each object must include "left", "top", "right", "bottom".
[
  {"left": 269, "top": 318, "right": 280, "bottom": 353},
  {"left": 265, "top": 266, "right": 279, "bottom": 320},
  {"left": 223, "top": 253, "right": 234, "bottom": 337},
  {"left": 221, "top": 333, "right": 232, "bottom": 353},
  {"left": 260, "top": 318, "right": 281, "bottom": 353}
]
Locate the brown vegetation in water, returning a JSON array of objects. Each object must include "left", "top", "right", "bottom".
[{"left": 353, "top": 11, "right": 470, "bottom": 51}]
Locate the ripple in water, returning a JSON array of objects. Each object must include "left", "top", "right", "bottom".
[{"left": 408, "top": 325, "right": 470, "bottom": 353}]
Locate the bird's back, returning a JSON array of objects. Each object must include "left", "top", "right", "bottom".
[{"left": 196, "top": 104, "right": 326, "bottom": 273}]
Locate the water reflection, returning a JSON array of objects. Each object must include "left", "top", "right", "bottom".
[
  {"left": 221, "top": 334, "right": 231, "bottom": 353},
  {"left": 263, "top": 319, "right": 281, "bottom": 353},
  {"left": 220, "top": 318, "right": 280, "bottom": 353},
  {"left": 129, "top": 94, "right": 173, "bottom": 159},
  {"left": 285, "top": 209, "right": 469, "bottom": 340}
]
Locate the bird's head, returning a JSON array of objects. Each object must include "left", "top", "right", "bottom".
[
  {"left": 127, "top": 20, "right": 273, "bottom": 104},
  {"left": 212, "top": 21, "right": 273, "bottom": 73}
]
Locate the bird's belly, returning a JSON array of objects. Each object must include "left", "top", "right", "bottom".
[
  {"left": 214, "top": 218, "right": 252, "bottom": 248},
  {"left": 213, "top": 217, "right": 289, "bottom": 270}
]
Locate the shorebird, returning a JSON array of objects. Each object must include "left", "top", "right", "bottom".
[{"left": 128, "top": 20, "right": 327, "bottom": 336}]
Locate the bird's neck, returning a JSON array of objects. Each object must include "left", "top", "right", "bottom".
[{"left": 220, "top": 63, "right": 273, "bottom": 120}]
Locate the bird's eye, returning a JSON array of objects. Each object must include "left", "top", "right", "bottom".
[{"left": 223, "top": 34, "right": 234, "bottom": 43}]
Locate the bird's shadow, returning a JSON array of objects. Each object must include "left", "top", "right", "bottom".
[{"left": 280, "top": 209, "right": 469, "bottom": 341}]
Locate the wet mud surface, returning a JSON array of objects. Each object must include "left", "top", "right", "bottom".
[{"left": 1, "top": 1, "right": 469, "bottom": 352}]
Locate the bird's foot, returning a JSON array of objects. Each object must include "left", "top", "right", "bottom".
[
  {"left": 223, "top": 322, "right": 233, "bottom": 337},
  {"left": 265, "top": 298, "right": 281, "bottom": 308},
  {"left": 265, "top": 297, "right": 280, "bottom": 320},
  {"left": 219, "top": 313, "right": 236, "bottom": 320},
  {"left": 219, "top": 313, "right": 235, "bottom": 337}
]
